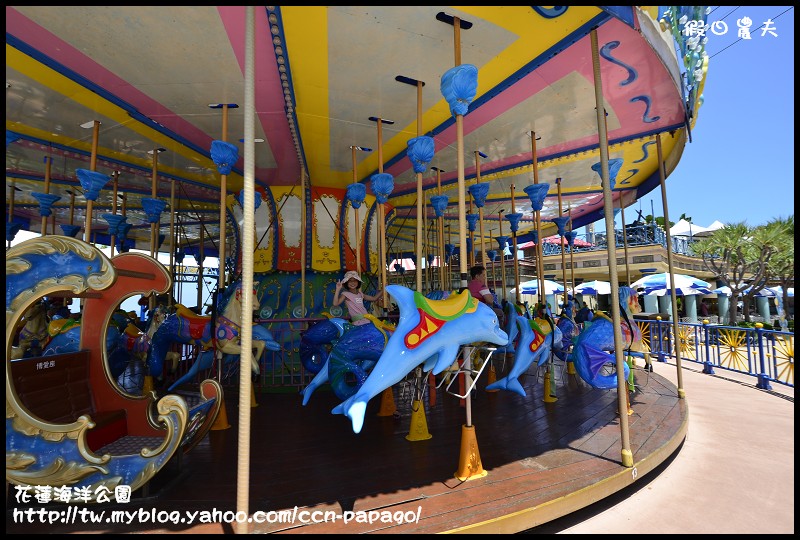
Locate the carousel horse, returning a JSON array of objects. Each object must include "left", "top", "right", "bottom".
[
  {"left": 299, "top": 315, "right": 390, "bottom": 405},
  {"left": 569, "top": 286, "right": 649, "bottom": 389},
  {"left": 485, "top": 307, "right": 563, "bottom": 397},
  {"left": 10, "top": 301, "right": 50, "bottom": 359},
  {"left": 332, "top": 285, "right": 509, "bottom": 434},
  {"left": 149, "top": 280, "right": 276, "bottom": 384}
]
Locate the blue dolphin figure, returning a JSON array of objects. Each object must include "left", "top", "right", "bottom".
[
  {"left": 485, "top": 314, "right": 562, "bottom": 397},
  {"left": 332, "top": 285, "right": 508, "bottom": 434}
]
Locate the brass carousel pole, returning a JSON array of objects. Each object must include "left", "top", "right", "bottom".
[
  {"left": 168, "top": 179, "right": 176, "bottom": 308},
  {"left": 148, "top": 148, "right": 162, "bottom": 313},
  {"left": 432, "top": 166, "right": 446, "bottom": 293},
  {"left": 620, "top": 201, "right": 632, "bottom": 285},
  {"left": 530, "top": 132, "right": 545, "bottom": 308},
  {"left": 656, "top": 132, "right": 686, "bottom": 398},
  {"left": 351, "top": 146, "right": 362, "bottom": 276},
  {"left": 370, "top": 116, "right": 394, "bottom": 314},
  {"left": 39, "top": 157, "right": 53, "bottom": 236},
  {"left": 510, "top": 184, "right": 521, "bottom": 305},
  {"left": 8, "top": 183, "right": 17, "bottom": 249},
  {"left": 109, "top": 171, "right": 119, "bottom": 257},
  {"left": 498, "top": 210, "right": 507, "bottom": 303},
  {"left": 217, "top": 103, "right": 231, "bottom": 291},
  {"left": 83, "top": 120, "right": 101, "bottom": 245},
  {"left": 591, "top": 28, "right": 633, "bottom": 467},
  {"left": 568, "top": 207, "right": 576, "bottom": 300},
  {"left": 474, "top": 151, "right": 488, "bottom": 274},
  {"left": 556, "top": 178, "right": 569, "bottom": 310}
]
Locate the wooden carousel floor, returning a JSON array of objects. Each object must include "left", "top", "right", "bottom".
[{"left": 6, "top": 362, "right": 688, "bottom": 534}]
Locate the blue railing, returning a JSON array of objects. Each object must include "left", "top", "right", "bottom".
[
  {"left": 544, "top": 224, "right": 697, "bottom": 257},
  {"left": 639, "top": 319, "right": 794, "bottom": 390}
]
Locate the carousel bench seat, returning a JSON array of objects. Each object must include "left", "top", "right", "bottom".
[{"left": 11, "top": 349, "right": 127, "bottom": 452}]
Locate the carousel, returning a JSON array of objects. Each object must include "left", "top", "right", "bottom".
[{"left": 6, "top": 6, "right": 707, "bottom": 533}]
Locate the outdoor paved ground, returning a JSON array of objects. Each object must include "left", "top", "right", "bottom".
[{"left": 526, "top": 359, "right": 794, "bottom": 534}]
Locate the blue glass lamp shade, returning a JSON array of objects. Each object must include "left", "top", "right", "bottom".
[
  {"left": 504, "top": 213, "right": 523, "bottom": 234},
  {"left": 468, "top": 183, "right": 490, "bottom": 208},
  {"left": 445, "top": 244, "right": 455, "bottom": 262},
  {"left": 495, "top": 236, "right": 509, "bottom": 250},
  {"left": 7, "top": 222, "right": 23, "bottom": 243},
  {"left": 430, "top": 195, "right": 449, "bottom": 218},
  {"left": 566, "top": 231, "right": 578, "bottom": 248},
  {"left": 466, "top": 213, "right": 479, "bottom": 232},
  {"left": 523, "top": 183, "right": 550, "bottom": 212},
  {"left": 101, "top": 213, "right": 127, "bottom": 236},
  {"left": 530, "top": 230, "right": 539, "bottom": 245},
  {"left": 465, "top": 238, "right": 472, "bottom": 256},
  {"left": 393, "top": 263, "right": 405, "bottom": 274},
  {"left": 158, "top": 234, "right": 166, "bottom": 249},
  {"left": 7, "top": 130, "right": 20, "bottom": 147},
  {"left": 346, "top": 183, "right": 367, "bottom": 209},
  {"left": 427, "top": 254, "right": 436, "bottom": 266},
  {"left": 141, "top": 198, "right": 167, "bottom": 224},
  {"left": 369, "top": 173, "right": 394, "bottom": 204},
  {"left": 406, "top": 136, "right": 435, "bottom": 174},
  {"left": 175, "top": 248, "right": 186, "bottom": 264},
  {"left": 117, "top": 222, "right": 133, "bottom": 240},
  {"left": 76, "top": 169, "right": 111, "bottom": 201},
  {"left": 551, "top": 216, "right": 570, "bottom": 237},
  {"left": 440, "top": 64, "right": 479, "bottom": 118},
  {"left": 60, "top": 224, "right": 82, "bottom": 238},
  {"left": 591, "top": 158, "right": 623, "bottom": 190},
  {"left": 211, "top": 140, "right": 239, "bottom": 175},
  {"left": 31, "top": 192, "right": 61, "bottom": 217},
  {"left": 409, "top": 254, "right": 417, "bottom": 264},
  {"left": 237, "top": 189, "right": 262, "bottom": 211},
  {"left": 486, "top": 249, "right": 497, "bottom": 262}
]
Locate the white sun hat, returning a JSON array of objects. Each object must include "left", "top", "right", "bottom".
[{"left": 342, "top": 270, "right": 362, "bottom": 283}]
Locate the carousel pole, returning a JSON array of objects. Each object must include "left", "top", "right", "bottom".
[
  {"left": 300, "top": 168, "right": 307, "bottom": 318},
  {"left": 619, "top": 201, "right": 632, "bottom": 285},
  {"left": 431, "top": 166, "right": 447, "bottom": 293},
  {"left": 40, "top": 157, "right": 53, "bottom": 236},
  {"left": 368, "top": 116, "right": 394, "bottom": 313},
  {"left": 531, "top": 132, "right": 545, "bottom": 306},
  {"left": 148, "top": 148, "right": 164, "bottom": 312},
  {"left": 498, "top": 210, "right": 507, "bottom": 303},
  {"left": 7, "top": 183, "right": 19, "bottom": 249},
  {"left": 509, "top": 185, "right": 522, "bottom": 305},
  {"left": 397, "top": 75, "right": 432, "bottom": 294},
  {"left": 556, "top": 178, "right": 569, "bottom": 309},
  {"left": 591, "top": 28, "right": 633, "bottom": 467},
  {"left": 349, "top": 146, "right": 373, "bottom": 275},
  {"left": 234, "top": 7, "right": 257, "bottom": 530},
  {"left": 474, "top": 151, "right": 489, "bottom": 269},
  {"left": 110, "top": 172, "right": 119, "bottom": 256},
  {"left": 567, "top": 207, "right": 577, "bottom": 299},
  {"left": 83, "top": 120, "right": 101, "bottom": 245},
  {"left": 168, "top": 179, "right": 176, "bottom": 307},
  {"left": 369, "top": 116, "right": 396, "bottom": 418},
  {"left": 399, "top": 75, "right": 436, "bottom": 441},
  {"left": 439, "top": 10, "right": 485, "bottom": 481},
  {"left": 31, "top": 157, "right": 61, "bottom": 238},
  {"left": 656, "top": 133, "right": 685, "bottom": 398},
  {"left": 197, "top": 225, "right": 204, "bottom": 311},
  {"left": 213, "top": 103, "right": 233, "bottom": 291}
]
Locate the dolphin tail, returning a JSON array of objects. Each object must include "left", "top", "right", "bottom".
[
  {"left": 331, "top": 392, "right": 369, "bottom": 434},
  {"left": 486, "top": 376, "right": 527, "bottom": 397}
]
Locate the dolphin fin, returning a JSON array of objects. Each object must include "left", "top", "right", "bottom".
[{"left": 431, "top": 344, "right": 461, "bottom": 375}]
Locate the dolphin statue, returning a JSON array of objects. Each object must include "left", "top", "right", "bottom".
[
  {"left": 485, "top": 313, "right": 563, "bottom": 396},
  {"left": 331, "top": 285, "right": 509, "bottom": 433},
  {"left": 167, "top": 324, "right": 281, "bottom": 391}
]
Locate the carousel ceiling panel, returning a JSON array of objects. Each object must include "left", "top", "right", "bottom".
[{"left": 6, "top": 6, "right": 692, "bottom": 255}]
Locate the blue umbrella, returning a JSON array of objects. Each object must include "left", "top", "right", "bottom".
[
  {"left": 513, "top": 278, "right": 565, "bottom": 296},
  {"left": 573, "top": 280, "right": 611, "bottom": 296},
  {"left": 630, "top": 273, "right": 711, "bottom": 296}
]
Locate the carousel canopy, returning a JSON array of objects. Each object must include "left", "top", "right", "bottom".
[{"left": 6, "top": 6, "right": 706, "bottom": 257}]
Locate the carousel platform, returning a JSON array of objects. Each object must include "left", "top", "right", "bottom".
[{"left": 6, "top": 362, "right": 687, "bottom": 534}]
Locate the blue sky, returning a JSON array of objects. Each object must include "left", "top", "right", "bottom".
[{"left": 598, "top": 5, "right": 794, "bottom": 232}]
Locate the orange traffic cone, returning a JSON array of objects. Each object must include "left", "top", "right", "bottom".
[
  {"left": 485, "top": 363, "right": 498, "bottom": 393},
  {"left": 376, "top": 387, "right": 397, "bottom": 417},
  {"left": 454, "top": 424, "right": 488, "bottom": 481},
  {"left": 211, "top": 396, "right": 231, "bottom": 430},
  {"left": 405, "top": 400, "right": 432, "bottom": 441},
  {"left": 250, "top": 385, "right": 258, "bottom": 408}
]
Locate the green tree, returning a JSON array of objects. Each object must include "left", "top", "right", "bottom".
[
  {"left": 691, "top": 221, "right": 782, "bottom": 324},
  {"left": 764, "top": 216, "right": 794, "bottom": 328}
]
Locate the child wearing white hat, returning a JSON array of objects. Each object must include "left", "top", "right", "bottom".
[{"left": 333, "top": 270, "right": 382, "bottom": 325}]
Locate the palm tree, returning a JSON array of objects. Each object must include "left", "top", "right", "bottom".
[
  {"left": 691, "top": 221, "right": 779, "bottom": 324},
  {"left": 765, "top": 216, "right": 794, "bottom": 327}
]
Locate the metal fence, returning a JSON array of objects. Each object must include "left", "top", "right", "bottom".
[{"left": 639, "top": 319, "right": 794, "bottom": 390}]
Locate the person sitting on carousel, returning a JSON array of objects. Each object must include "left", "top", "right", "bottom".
[{"left": 468, "top": 264, "right": 506, "bottom": 327}]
